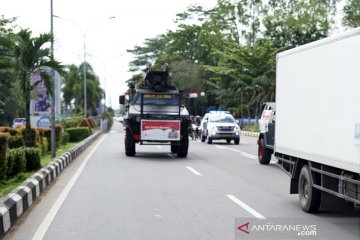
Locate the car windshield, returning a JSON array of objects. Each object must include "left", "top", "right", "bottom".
[
  {"left": 134, "top": 94, "right": 179, "bottom": 106},
  {"left": 209, "top": 115, "right": 235, "bottom": 123},
  {"left": 14, "top": 118, "right": 25, "bottom": 123}
]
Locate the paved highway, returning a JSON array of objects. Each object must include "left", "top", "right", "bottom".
[{"left": 4, "top": 121, "right": 360, "bottom": 240}]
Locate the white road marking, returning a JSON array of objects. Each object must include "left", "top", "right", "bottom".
[
  {"left": 186, "top": 166, "right": 203, "bottom": 176},
  {"left": 215, "top": 145, "right": 257, "bottom": 159},
  {"left": 226, "top": 195, "right": 266, "bottom": 220},
  {"left": 31, "top": 135, "right": 107, "bottom": 240},
  {"left": 167, "top": 153, "right": 176, "bottom": 158}
]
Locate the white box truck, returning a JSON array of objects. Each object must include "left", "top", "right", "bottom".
[{"left": 257, "top": 28, "right": 360, "bottom": 212}]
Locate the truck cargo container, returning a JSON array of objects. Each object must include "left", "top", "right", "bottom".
[{"left": 258, "top": 28, "right": 360, "bottom": 212}]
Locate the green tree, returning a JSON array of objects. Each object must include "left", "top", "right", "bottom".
[
  {"left": 62, "top": 62, "right": 104, "bottom": 116},
  {"left": 0, "top": 16, "right": 25, "bottom": 125},
  {"left": 263, "top": 0, "right": 336, "bottom": 49},
  {"left": 343, "top": 0, "right": 360, "bottom": 28},
  {"left": 2, "top": 29, "right": 63, "bottom": 146}
]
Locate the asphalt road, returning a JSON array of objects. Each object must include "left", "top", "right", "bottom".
[{"left": 4, "top": 121, "right": 360, "bottom": 240}]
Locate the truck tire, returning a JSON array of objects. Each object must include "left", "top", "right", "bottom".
[
  {"left": 177, "top": 135, "right": 189, "bottom": 158},
  {"left": 298, "top": 165, "right": 321, "bottom": 213},
  {"left": 226, "top": 139, "right": 231, "bottom": 144},
  {"left": 258, "top": 138, "right": 272, "bottom": 164},
  {"left": 125, "top": 128, "right": 136, "bottom": 156},
  {"left": 171, "top": 145, "right": 179, "bottom": 153},
  {"left": 234, "top": 139, "right": 240, "bottom": 145}
]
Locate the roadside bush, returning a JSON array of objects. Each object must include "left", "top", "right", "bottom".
[
  {"left": 41, "top": 137, "right": 48, "bottom": 156},
  {"left": 67, "top": 127, "right": 91, "bottom": 142},
  {"left": 0, "top": 133, "right": 9, "bottom": 180},
  {"left": 6, "top": 148, "right": 26, "bottom": 177},
  {"left": 25, "top": 147, "right": 41, "bottom": 171},
  {"left": 78, "top": 118, "right": 91, "bottom": 128},
  {"left": 61, "top": 131, "right": 70, "bottom": 145},
  {"left": 8, "top": 135, "right": 25, "bottom": 149},
  {"left": 60, "top": 116, "right": 83, "bottom": 129},
  {"left": 87, "top": 117, "right": 96, "bottom": 128},
  {"left": 41, "top": 124, "right": 63, "bottom": 151},
  {"left": 20, "top": 127, "right": 39, "bottom": 147}
]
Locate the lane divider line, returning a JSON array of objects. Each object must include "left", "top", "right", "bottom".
[
  {"left": 226, "top": 194, "right": 266, "bottom": 220},
  {"left": 31, "top": 135, "right": 107, "bottom": 240},
  {"left": 215, "top": 145, "right": 257, "bottom": 159},
  {"left": 186, "top": 166, "right": 203, "bottom": 176}
]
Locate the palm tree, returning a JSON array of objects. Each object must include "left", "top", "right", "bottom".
[
  {"left": 4, "top": 29, "right": 63, "bottom": 146},
  {"left": 62, "top": 62, "right": 104, "bottom": 116}
]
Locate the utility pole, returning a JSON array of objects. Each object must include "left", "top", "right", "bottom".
[{"left": 50, "top": 0, "right": 56, "bottom": 157}]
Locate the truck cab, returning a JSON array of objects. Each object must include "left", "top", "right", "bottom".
[{"left": 257, "top": 102, "right": 275, "bottom": 164}]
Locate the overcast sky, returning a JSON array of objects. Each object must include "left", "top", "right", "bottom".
[{"left": 1, "top": 0, "right": 217, "bottom": 108}]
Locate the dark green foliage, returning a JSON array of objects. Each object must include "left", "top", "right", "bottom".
[
  {"left": 67, "top": 127, "right": 91, "bottom": 142},
  {"left": 24, "top": 147, "right": 41, "bottom": 171},
  {"left": 59, "top": 116, "right": 83, "bottom": 129},
  {"left": 343, "top": 0, "right": 360, "bottom": 28},
  {"left": 8, "top": 134, "right": 24, "bottom": 149},
  {"left": 20, "top": 127, "right": 39, "bottom": 147},
  {"left": 0, "top": 132, "right": 9, "bottom": 180},
  {"left": 6, "top": 148, "right": 26, "bottom": 177},
  {"left": 40, "top": 137, "right": 48, "bottom": 156},
  {"left": 61, "top": 131, "right": 69, "bottom": 145}
]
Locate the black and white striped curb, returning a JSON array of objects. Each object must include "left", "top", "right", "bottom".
[
  {"left": 0, "top": 132, "right": 101, "bottom": 239},
  {"left": 241, "top": 131, "right": 260, "bottom": 137}
]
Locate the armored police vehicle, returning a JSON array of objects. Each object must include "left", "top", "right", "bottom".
[{"left": 119, "top": 66, "right": 191, "bottom": 157}]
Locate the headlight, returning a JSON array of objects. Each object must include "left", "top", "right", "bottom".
[{"left": 234, "top": 125, "right": 240, "bottom": 131}]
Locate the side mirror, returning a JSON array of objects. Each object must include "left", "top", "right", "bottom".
[{"left": 119, "top": 95, "right": 126, "bottom": 104}]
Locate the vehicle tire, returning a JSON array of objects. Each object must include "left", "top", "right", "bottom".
[
  {"left": 226, "top": 139, "right": 231, "bottom": 144},
  {"left": 298, "top": 165, "right": 321, "bottom": 213},
  {"left": 125, "top": 128, "right": 136, "bottom": 156},
  {"left": 207, "top": 135, "right": 212, "bottom": 144},
  {"left": 177, "top": 135, "right": 189, "bottom": 158},
  {"left": 258, "top": 138, "right": 272, "bottom": 165},
  {"left": 234, "top": 139, "right": 240, "bottom": 145},
  {"left": 171, "top": 145, "right": 179, "bottom": 153}
]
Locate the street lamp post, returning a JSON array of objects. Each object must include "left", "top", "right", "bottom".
[{"left": 53, "top": 15, "right": 115, "bottom": 118}]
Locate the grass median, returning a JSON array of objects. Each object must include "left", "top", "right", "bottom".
[{"left": 0, "top": 142, "right": 78, "bottom": 198}]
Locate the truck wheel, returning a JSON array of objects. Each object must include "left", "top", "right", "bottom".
[
  {"left": 177, "top": 135, "right": 189, "bottom": 158},
  {"left": 171, "top": 145, "right": 179, "bottom": 153},
  {"left": 298, "top": 165, "right": 321, "bottom": 213},
  {"left": 226, "top": 139, "right": 231, "bottom": 144},
  {"left": 258, "top": 139, "right": 272, "bottom": 164},
  {"left": 125, "top": 128, "right": 136, "bottom": 156},
  {"left": 234, "top": 139, "right": 240, "bottom": 145}
]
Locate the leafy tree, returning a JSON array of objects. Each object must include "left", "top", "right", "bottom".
[
  {"left": 343, "top": 0, "right": 360, "bottom": 28},
  {"left": 263, "top": 0, "right": 336, "bottom": 49},
  {"left": 1, "top": 29, "right": 63, "bottom": 146},
  {"left": 0, "top": 16, "right": 25, "bottom": 125},
  {"left": 62, "top": 62, "right": 104, "bottom": 116}
]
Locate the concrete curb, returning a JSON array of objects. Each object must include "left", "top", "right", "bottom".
[
  {"left": 0, "top": 132, "right": 101, "bottom": 239},
  {"left": 241, "top": 131, "right": 260, "bottom": 137}
]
